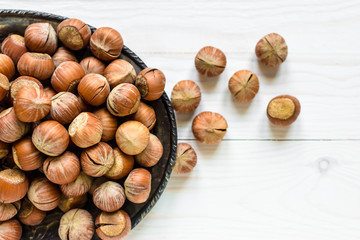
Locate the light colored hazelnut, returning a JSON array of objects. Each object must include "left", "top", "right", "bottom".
[
  {"left": 173, "top": 143, "right": 197, "bottom": 174},
  {"left": 255, "top": 33, "right": 288, "bottom": 67},
  {"left": 95, "top": 210, "right": 131, "bottom": 240},
  {"left": 104, "top": 59, "right": 136, "bottom": 88},
  {"left": 51, "top": 61, "right": 85, "bottom": 92},
  {"left": 80, "top": 56, "right": 105, "bottom": 75},
  {"left": 27, "top": 177, "right": 61, "bottom": 211},
  {"left": 60, "top": 171, "right": 93, "bottom": 198},
  {"left": 105, "top": 147, "right": 134, "bottom": 180},
  {"left": 80, "top": 142, "right": 114, "bottom": 177},
  {"left": 195, "top": 46, "right": 226, "bottom": 77},
  {"left": 0, "top": 107, "right": 29, "bottom": 143},
  {"left": 228, "top": 70, "right": 260, "bottom": 102},
  {"left": 90, "top": 27, "right": 123, "bottom": 61},
  {"left": 115, "top": 121, "right": 150, "bottom": 155},
  {"left": 0, "top": 200, "right": 20, "bottom": 221},
  {"left": 124, "top": 168, "right": 151, "bottom": 204},
  {"left": 135, "top": 134, "right": 163, "bottom": 167},
  {"left": 58, "top": 208, "right": 94, "bottom": 240},
  {"left": 0, "top": 73, "right": 9, "bottom": 102},
  {"left": 192, "top": 111, "right": 228, "bottom": 144},
  {"left": 9, "top": 76, "right": 43, "bottom": 102},
  {"left": 107, "top": 83, "right": 140, "bottom": 117},
  {"left": 171, "top": 80, "right": 201, "bottom": 113},
  {"left": 0, "top": 168, "right": 28, "bottom": 203},
  {"left": 17, "top": 197, "right": 46, "bottom": 226},
  {"left": 93, "top": 181, "right": 125, "bottom": 212}
]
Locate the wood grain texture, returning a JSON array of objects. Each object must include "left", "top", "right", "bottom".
[{"left": 1, "top": 0, "right": 360, "bottom": 239}]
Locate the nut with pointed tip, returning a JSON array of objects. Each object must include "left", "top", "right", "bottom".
[
  {"left": 58, "top": 194, "right": 88, "bottom": 213},
  {"left": 131, "top": 102, "right": 156, "bottom": 130},
  {"left": 0, "top": 219, "right": 22, "bottom": 240},
  {"left": 80, "top": 56, "right": 105, "bottom": 75},
  {"left": 0, "top": 141, "right": 9, "bottom": 159},
  {"left": 107, "top": 83, "right": 140, "bottom": 117},
  {"left": 1, "top": 34, "right": 27, "bottom": 64},
  {"left": 105, "top": 147, "right": 134, "bottom": 180},
  {"left": 0, "top": 73, "right": 9, "bottom": 102},
  {"left": 50, "top": 92, "right": 82, "bottom": 124},
  {"left": 12, "top": 136, "right": 46, "bottom": 171},
  {"left": 90, "top": 27, "right": 123, "bottom": 61},
  {"left": 78, "top": 73, "right": 110, "bottom": 106},
  {"left": 51, "top": 61, "right": 85, "bottom": 93},
  {"left": 58, "top": 208, "right": 94, "bottom": 240},
  {"left": 93, "top": 108, "right": 118, "bottom": 142},
  {"left": 135, "top": 68, "right": 166, "bottom": 101},
  {"left": 104, "top": 59, "right": 136, "bottom": 88},
  {"left": 267, "top": 95, "right": 301, "bottom": 126},
  {"left": 96, "top": 210, "right": 131, "bottom": 240},
  {"left": 93, "top": 181, "right": 125, "bottom": 212},
  {"left": 52, "top": 47, "right": 78, "bottom": 68},
  {"left": 135, "top": 134, "right": 163, "bottom": 167},
  {"left": 27, "top": 177, "right": 61, "bottom": 211},
  {"left": 80, "top": 142, "right": 114, "bottom": 177},
  {"left": 228, "top": 70, "right": 260, "bottom": 102},
  {"left": 171, "top": 80, "right": 201, "bottom": 113},
  {"left": 9, "top": 76, "right": 43, "bottom": 102},
  {"left": 124, "top": 168, "right": 151, "bottom": 203},
  {"left": 192, "top": 111, "right": 228, "bottom": 144},
  {"left": 255, "top": 33, "right": 288, "bottom": 67},
  {"left": 195, "top": 46, "right": 226, "bottom": 77},
  {"left": 0, "top": 168, "right": 28, "bottom": 203},
  {"left": 116, "top": 121, "right": 150, "bottom": 155},
  {"left": 57, "top": 18, "right": 91, "bottom": 50},
  {"left": 0, "top": 53, "right": 16, "bottom": 80},
  {"left": 24, "top": 22, "right": 57, "bottom": 55},
  {"left": 60, "top": 171, "right": 93, "bottom": 197},
  {"left": 0, "top": 107, "right": 30, "bottom": 143},
  {"left": 17, "top": 52, "right": 55, "bottom": 80},
  {"left": 18, "top": 197, "right": 46, "bottom": 226},
  {"left": 0, "top": 200, "right": 20, "bottom": 221},
  {"left": 173, "top": 143, "right": 197, "bottom": 174}
]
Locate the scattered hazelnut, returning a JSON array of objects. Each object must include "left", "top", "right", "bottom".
[
  {"left": 0, "top": 141, "right": 9, "bottom": 159},
  {"left": 68, "top": 112, "right": 103, "bottom": 148},
  {"left": 17, "top": 52, "right": 55, "bottom": 80},
  {"left": 95, "top": 210, "right": 131, "bottom": 240},
  {"left": 192, "top": 111, "right": 228, "bottom": 144},
  {"left": 135, "top": 134, "right": 163, "bottom": 167},
  {"left": 267, "top": 95, "right": 301, "bottom": 126},
  {"left": 0, "top": 73, "right": 10, "bottom": 102},
  {"left": 0, "top": 34, "right": 27, "bottom": 64},
  {"left": 93, "top": 108, "right": 118, "bottom": 142},
  {"left": 80, "top": 56, "right": 105, "bottom": 75},
  {"left": 228, "top": 70, "right": 260, "bottom": 102},
  {"left": 89, "top": 177, "right": 108, "bottom": 195},
  {"left": 57, "top": 18, "right": 91, "bottom": 50},
  {"left": 131, "top": 102, "right": 156, "bottom": 130},
  {"left": 124, "top": 168, "right": 151, "bottom": 203},
  {"left": 12, "top": 136, "right": 46, "bottom": 171},
  {"left": 9, "top": 76, "right": 43, "bottom": 102},
  {"left": 32, "top": 120, "right": 70, "bottom": 156},
  {"left": 105, "top": 147, "right": 134, "bottom": 180},
  {"left": 17, "top": 197, "right": 46, "bottom": 226},
  {"left": 171, "top": 80, "right": 201, "bottom": 113},
  {"left": 78, "top": 73, "right": 110, "bottom": 106},
  {"left": 135, "top": 68, "right": 166, "bottom": 101},
  {"left": 255, "top": 33, "right": 288, "bottom": 67},
  {"left": 0, "top": 107, "right": 29, "bottom": 143},
  {"left": 0, "top": 200, "right": 20, "bottom": 221},
  {"left": 107, "top": 83, "right": 140, "bottom": 117},
  {"left": 43, "top": 87, "right": 57, "bottom": 99},
  {"left": 24, "top": 22, "right": 57, "bottom": 55},
  {"left": 52, "top": 47, "right": 78, "bottom": 68},
  {"left": 90, "top": 27, "right": 123, "bottom": 61},
  {"left": 0, "top": 53, "right": 15, "bottom": 80},
  {"left": 116, "top": 121, "right": 150, "bottom": 155},
  {"left": 51, "top": 61, "right": 85, "bottom": 92},
  {"left": 104, "top": 59, "right": 136, "bottom": 88},
  {"left": 50, "top": 92, "right": 82, "bottom": 124},
  {"left": 80, "top": 142, "right": 114, "bottom": 177},
  {"left": 60, "top": 171, "right": 93, "bottom": 197},
  {"left": 58, "top": 208, "right": 94, "bottom": 240},
  {"left": 27, "top": 177, "right": 61, "bottom": 211},
  {"left": 93, "top": 181, "right": 125, "bottom": 212},
  {"left": 0, "top": 168, "right": 28, "bottom": 203},
  {"left": 194, "top": 46, "right": 226, "bottom": 77},
  {"left": 173, "top": 143, "right": 197, "bottom": 174},
  {"left": 58, "top": 194, "right": 88, "bottom": 213},
  {"left": 0, "top": 219, "right": 22, "bottom": 240}
]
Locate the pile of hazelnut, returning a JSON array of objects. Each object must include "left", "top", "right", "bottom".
[{"left": 0, "top": 18, "right": 166, "bottom": 240}]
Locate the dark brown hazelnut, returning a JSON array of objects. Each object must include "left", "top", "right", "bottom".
[
  {"left": 58, "top": 194, "right": 88, "bottom": 213},
  {"left": 78, "top": 73, "right": 110, "bottom": 106},
  {"left": 60, "top": 171, "right": 93, "bottom": 198}
]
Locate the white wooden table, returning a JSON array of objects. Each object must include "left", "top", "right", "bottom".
[{"left": 2, "top": 0, "right": 360, "bottom": 239}]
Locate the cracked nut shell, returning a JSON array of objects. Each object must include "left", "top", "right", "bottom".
[
  {"left": 228, "top": 70, "right": 260, "bottom": 102},
  {"left": 90, "top": 27, "right": 123, "bottom": 61},
  {"left": 173, "top": 143, "right": 197, "bottom": 174},
  {"left": 255, "top": 33, "right": 288, "bottom": 67},
  {"left": 58, "top": 208, "right": 94, "bottom": 240},
  {"left": 80, "top": 142, "right": 114, "bottom": 177},
  {"left": 192, "top": 111, "right": 228, "bottom": 144},
  {"left": 78, "top": 73, "right": 110, "bottom": 106},
  {"left": 195, "top": 46, "right": 226, "bottom": 77}
]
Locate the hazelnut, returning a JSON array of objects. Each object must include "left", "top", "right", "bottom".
[
  {"left": 0, "top": 219, "right": 22, "bottom": 240},
  {"left": 58, "top": 194, "right": 88, "bottom": 213},
  {"left": 32, "top": 120, "right": 70, "bottom": 156},
  {"left": 0, "top": 34, "right": 27, "bottom": 64},
  {"left": 80, "top": 56, "right": 105, "bottom": 75},
  {"left": 124, "top": 168, "right": 151, "bottom": 203},
  {"left": 50, "top": 92, "right": 82, "bottom": 124},
  {"left": 255, "top": 33, "right": 288, "bottom": 67},
  {"left": 194, "top": 46, "right": 226, "bottom": 77},
  {"left": 58, "top": 208, "right": 94, "bottom": 240},
  {"left": 17, "top": 52, "right": 55, "bottom": 80},
  {"left": 18, "top": 197, "right": 46, "bottom": 226},
  {"left": 60, "top": 171, "right": 93, "bottom": 197},
  {"left": 43, "top": 87, "right": 57, "bottom": 99},
  {"left": 13, "top": 86, "right": 51, "bottom": 122},
  {"left": 43, "top": 151, "right": 81, "bottom": 185},
  {"left": 107, "top": 83, "right": 140, "bottom": 117},
  {"left": 53, "top": 47, "right": 78, "bottom": 68},
  {"left": 78, "top": 73, "right": 110, "bottom": 106},
  {"left": 51, "top": 61, "right": 85, "bottom": 92},
  {"left": 93, "top": 108, "right": 118, "bottom": 142},
  {"left": 131, "top": 101, "right": 156, "bottom": 130},
  {"left": 0, "top": 141, "right": 9, "bottom": 159},
  {"left": 9, "top": 76, "right": 43, "bottom": 102},
  {"left": 116, "top": 121, "right": 150, "bottom": 155},
  {"left": 104, "top": 59, "right": 136, "bottom": 88},
  {"left": 89, "top": 177, "right": 108, "bottom": 195},
  {"left": 12, "top": 136, "right": 46, "bottom": 171},
  {"left": 24, "top": 22, "right": 57, "bottom": 55},
  {"left": 228, "top": 70, "right": 260, "bottom": 102},
  {"left": 57, "top": 18, "right": 91, "bottom": 50},
  {"left": 0, "top": 73, "right": 10, "bottom": 102},
  {"left": 192, "top": 111, "right": 228, "bottom": 144},
  {"left": 0, "top": 168, "right": 28, "bottom": 203},
  {"left": 135, "top": 134, "right": 163, "bottom": 167},
  {"left": 93, "top": 181, "right": 125, "bottom": 212},
  {"left": 80, "top": 142, "right": 114, "bottom": 177},
  {"left": 0, "top": 53, "right": 15, "bottom": 80},
  {"left": 135, "top": 68, "right": 166, "bottom": 101},
  {"left": 0, "top": 107, "right": 29, "bottom": 143},
  {"left": 0, "top": 200, "right": 20, "bottom": 221},
  {"left": 68, "top": 112, "right": 103, "bottom": 148},
  {"left": 95, "top": 210, "right": 131, "bottom": 240},
  {"left": 171, "top": 80, "right": 201, "bottom": 113},
  {"left": 105, "top": 147, "right": 134, "bottom": 180},
  {"left": 173, "top": 143, "right": 197, "bottom": 174},
  {"left": 90, "top": 27, "right": 123, "bottom": 61},
  {"left": 267, "top": 95, "right": 301, "bottom": 126},
  {"left": 27, "top": 177, "right": 61, "bottom": 211}
]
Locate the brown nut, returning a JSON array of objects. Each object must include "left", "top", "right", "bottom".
[
  {"left": 135, "top": 68, "right": 166, "bottom": 101},
  {"left": 9, "top": 76, "right": 43, "bottom": 102},
  {"left": 80, "top": 142, "right": 114, "bottom": 177},
  {"left": 0, "top": 219, "right": 22, "bottom": 240},
  {"left": 171, "top": 80, "right": 201, "bottom": 113},
  {"left": 104, "top": 59, "right": 136, "bottom": 88},
  {"left": 0, "top": 141, "right": 10, "bottom": 159},
  {"left": 58, "top": 208, "right": 94, "bottom": 240},
  {"left": 116, "top": 121, "right": 150, "bottom": 155},
  {"left": 131, "top": 102, "right": 156, "bottom": 130},
  {"left": 95, "top": 210, "right": 131, "bottom": 240},
  {"left": 255, "top": 33, "right": 288, "bottom": 67},
  {"left": 0, "top": 169, "right": 28, "bottom": 203},
  {"left": 68, "top": 112, "right": 103, "bottom": 148},
  {"left": 107, "top": 83, "right": 140, "bottom": 117},
  {"left": 27, "top": 177, "right": 61, "bottom": 211},
  {"left": 51, "top": 61, "right": 85, "bottom": 92},
  {"left": 12, "top": 136, "right": 46, "bottom": 171},
  {"left": 195, "top": 46, "right": 226, "bottom": 77},
  {"left": 0, "top": 200, "right": 20, "bottom": 221},
  {"left": 105, "top": 147, "right": 134, "bottom": 180},
  {"left": 58, "top": 194, "right": 88, "bottom": 213},
  {"left": 32, "top": 120, "right": 70, "bottom": 156},
  {"left": 124, "top": 168, "right": 151, "bottom": 204},
  {"left": 80, "top": 56, "right": 105, "bottom": 75},
  {"left": 52, "top": 47, "right": 78, "bottom": 68},
  {"left": 0, "top": 73, "right": 10, "bottom": 102},
  {"left": 228, "top": 70, "right": 260, "bottom": 102},
  {"left": 135, "top": 134, "right": 163, "bottom": 167},
  {"left": 192, "top": 111, "right": 228, "bottom": 144},
  {"left": 50, "top": 92, "right": 82, "bottom": 124},
  {"left": 60, "top": 171, "right": 93, "bottom": 197},
  {"left": 93, "top": 108, "right": 118, "bottom": 142},
  {"left": 173, "top": 143, "right": 197, "bottom": 174},
  {"left": 24, "top": 22, "right": 57, "bottom": 55},
  {"left": 89, "top": 177, "right": 108, "bottom": 195},
  {"left": 93, "top": 181, "right": 125, "bottom": 212},
  {"left": 78, "top": 73, "right": 110, "bottom": 106},
  {"left": 18, "top": 197, "right": 46, "bottom": 226},
  {"left": 1, "top": 34, "right": 27, "bottom": 64},
  {"left": 0, "top": 54, "right": 15, "bottom": 81},
  {"left": 0, "top": 107, "right": 29, "bottom": 143},
  {"left": 90, "top": 27, "right": 123, "bottom": 61},
  {"left": 17, "top": 52, "right": 55, "bottom": 80},
  {"left": 57, "top": 18, "right": 91, "bottom": 50},
  {"left": 43, "top": 87, "right": 57, "bottom": 99},
  {"left": 267, "top": 95, "right": 301, "bottom": 126}
]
